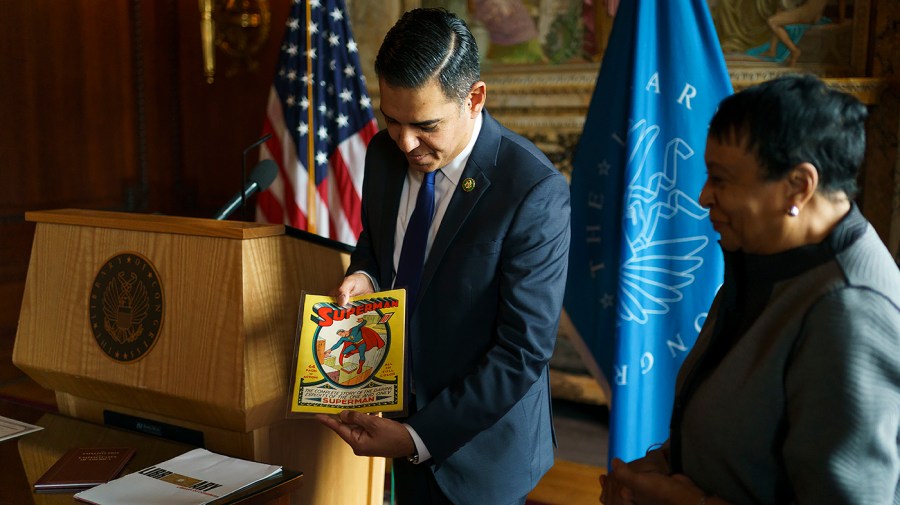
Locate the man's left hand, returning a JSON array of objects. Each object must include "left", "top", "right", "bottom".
[{"left": 316, "top": 411, "right": 415, "bottom": 458}]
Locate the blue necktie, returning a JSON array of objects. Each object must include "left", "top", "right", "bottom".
[{"left": 395, "top": 170, "right": 436, "bottom": 312}]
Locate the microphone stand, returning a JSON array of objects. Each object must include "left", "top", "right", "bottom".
[{"left": 241, "top": 133, "right": 273, "bottom": 221}]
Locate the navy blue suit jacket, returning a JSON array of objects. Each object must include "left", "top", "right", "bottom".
[{"left": 349, "top": 111, "right": 570, "bottom": 503}]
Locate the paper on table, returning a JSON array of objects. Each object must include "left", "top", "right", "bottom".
[
  {"left": 74, "top": 448, "right": 282, "bottom": 505},
  {"left": 0, "top": 414, "right": 43, "bottom": 443}
]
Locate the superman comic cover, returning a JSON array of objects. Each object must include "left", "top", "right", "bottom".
[{"left": 287, "top": 289, "right": 407, "bottom": 417}]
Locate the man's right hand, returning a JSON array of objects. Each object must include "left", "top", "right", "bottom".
[{"left": 333, "top": 272, "right": 375, "bottom": 306}]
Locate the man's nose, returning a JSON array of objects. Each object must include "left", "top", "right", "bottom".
[{"left": 396, "top": 126, "right": 419, "bottom": 153}]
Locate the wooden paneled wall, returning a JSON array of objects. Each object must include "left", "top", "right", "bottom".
[{"left": 0, "top": 0, "right": 292, "bottom": 345}]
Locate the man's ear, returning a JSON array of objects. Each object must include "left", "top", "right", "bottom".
[
  {"left": 467, "top": 81, "right": 487, "bottom": 117},
  {"left": 786, "top": 162, "right": 819, "bottom": 210}
]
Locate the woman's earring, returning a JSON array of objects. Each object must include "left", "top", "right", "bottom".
[{"left": 788, "top": 205, "right": 800, "bottom": 217}]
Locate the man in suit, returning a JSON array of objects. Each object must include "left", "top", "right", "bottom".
[{"left": 317, "top": 8, "right": 570, "bottom": 505}]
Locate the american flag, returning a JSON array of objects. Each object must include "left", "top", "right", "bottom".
[{"left": 257, "top": 0, "right": 378, "bottom": 245}]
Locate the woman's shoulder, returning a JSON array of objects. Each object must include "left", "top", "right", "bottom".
[{"left": 834, "top": 223, "right": 900, "bottom": 309}]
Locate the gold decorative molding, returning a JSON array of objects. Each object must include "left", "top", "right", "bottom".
[
  {"left": 200, "top": 0, "right": 271, "bottom": 84},
  {"left": 820, "top": 77, "right": 889, "bottom": 105},
  {"left": 368, "top": 62, "right": 887, "bottom": 179}
]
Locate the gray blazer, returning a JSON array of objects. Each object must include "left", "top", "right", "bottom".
[{"left": 673, "top": 206, "right": 900, "bottom": 504}]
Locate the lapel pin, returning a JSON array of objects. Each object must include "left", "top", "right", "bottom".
[{"left": 462, "top": 178, "right": 476, "bottom": 192}]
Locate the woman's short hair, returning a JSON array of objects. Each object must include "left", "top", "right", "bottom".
[
  {"left": 708, "top": 74, "right": 868, "bottom": 198},
  {"left": 374, "top": 8, "right": 480, "bottom": 104}
]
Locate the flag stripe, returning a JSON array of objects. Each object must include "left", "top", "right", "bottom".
[
  {"left": 330, "top": 120, "right": 376, "bottom": 240},
  {"left": 330, "top": 150, "right": 361, "bottom": 238}
]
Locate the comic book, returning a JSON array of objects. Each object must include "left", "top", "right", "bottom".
[{"left": 287, "top": 289, "right": 407, "bottom": 417}]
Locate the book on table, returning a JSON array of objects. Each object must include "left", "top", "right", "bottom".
[
  {"left": 73, "top": 448, "right": 282, "bottom": 505},
  {"left": 33, "top": 447, "right": 136, "bottom": 493}
]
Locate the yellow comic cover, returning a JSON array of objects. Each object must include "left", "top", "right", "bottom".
[{"left": 287, "top": 289, "right": 406, "bottom": 417}]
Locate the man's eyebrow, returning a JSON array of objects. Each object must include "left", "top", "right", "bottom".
[
  {"left": 380, "top": 110, "right": 441, "bottom": 128},
  {"left": 411, "top": 118, "right": 441, "bottom": 128}
]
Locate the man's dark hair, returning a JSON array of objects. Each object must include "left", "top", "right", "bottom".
[
  {"left": 374, "top": 8, "right": 480, "bottom": 104},
  {"left": 709, "top": 74, "right": 868, "bottom": 198}
]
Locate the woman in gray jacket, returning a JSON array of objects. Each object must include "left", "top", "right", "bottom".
[{"left": 601, "top": 74, "right": 900, "bottom": 505}]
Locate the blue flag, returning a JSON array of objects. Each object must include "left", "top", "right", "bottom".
[{"left": 565, "top": 0, "right": 732, "bottom": 464}]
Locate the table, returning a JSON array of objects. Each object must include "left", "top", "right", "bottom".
[{"left": 0, "top": 400, "right": 302, "bottom": 505}]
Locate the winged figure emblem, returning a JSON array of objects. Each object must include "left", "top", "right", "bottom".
[{"left": 102, "top": 271, "right": 150, "bottom": 344}]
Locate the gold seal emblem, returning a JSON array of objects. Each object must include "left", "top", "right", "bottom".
[
  {"left": 462, "top": 178, "right": 476, "bottom": 192},
  {"left": 89, "top": 252, "right": 164, "bottom": 362}
]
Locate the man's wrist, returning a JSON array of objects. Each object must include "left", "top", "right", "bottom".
[
  {"left": 351, "top": 270, "right": 379, "bottom": 292},
  {"left": 406, "top": 447, "right": 419, "bottom": 464},
  {"left": 402, "top": 423, "right": 430, "bottom": 464}
]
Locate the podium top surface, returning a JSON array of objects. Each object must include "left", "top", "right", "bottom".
[{"left": 26, "top": 209, "right": 286, "bottom": 240}]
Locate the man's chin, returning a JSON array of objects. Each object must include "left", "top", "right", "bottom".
[{"left": 406, "top": 154, "right": 438, "bottom": 170}]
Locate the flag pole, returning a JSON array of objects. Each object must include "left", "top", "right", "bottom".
[{"left": 304, "top": 0, "right": 317, "bottom": 233}]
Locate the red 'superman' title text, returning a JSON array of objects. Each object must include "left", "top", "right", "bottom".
[{"left": 311, "top": 298, "right": 399, "bottom": 326}]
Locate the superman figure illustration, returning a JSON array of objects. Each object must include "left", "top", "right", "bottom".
[{"left": 325, "top": 317, "right": 385, "bottom": 374}]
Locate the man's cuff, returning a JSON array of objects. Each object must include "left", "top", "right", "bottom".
[
  {"left": 402, "top": 423, "right": 431, "bottom": 464},
  {"left": 350, "top": 270, "right": 380, "bottom": 292}
]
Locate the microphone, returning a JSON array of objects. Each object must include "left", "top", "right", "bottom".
[
  {"left": 240, "top": 133, "right": 273, "bottom": 220},
  {"left": 213, "top": 159, "right": 278, "bottom": 220}
]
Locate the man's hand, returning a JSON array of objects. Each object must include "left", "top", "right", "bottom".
[
  {"left": 316, "top": 411, "right": 415, "bottom": 458},
  {"left": 333, "top": 273, "right": 375, "bottom": 306}
]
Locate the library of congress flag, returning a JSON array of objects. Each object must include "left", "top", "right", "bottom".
[{"left": 565, "top": 0, "right": 732, "bottom": 463}]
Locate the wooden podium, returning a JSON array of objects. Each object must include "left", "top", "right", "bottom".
[{"left": 13, "top": 209, "right": 384, "bottom": 505}]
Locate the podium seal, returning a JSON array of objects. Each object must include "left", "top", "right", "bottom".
[{"left": 89, "top": 252, "right": 164, "bottom": 362}]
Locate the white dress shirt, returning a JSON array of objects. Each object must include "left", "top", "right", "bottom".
[
  {"left": 391, "top": 113, "right": 482, "bottom": 283},
  {"left": 394, "top": 113, "right": 482, "bottom": 464}
]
